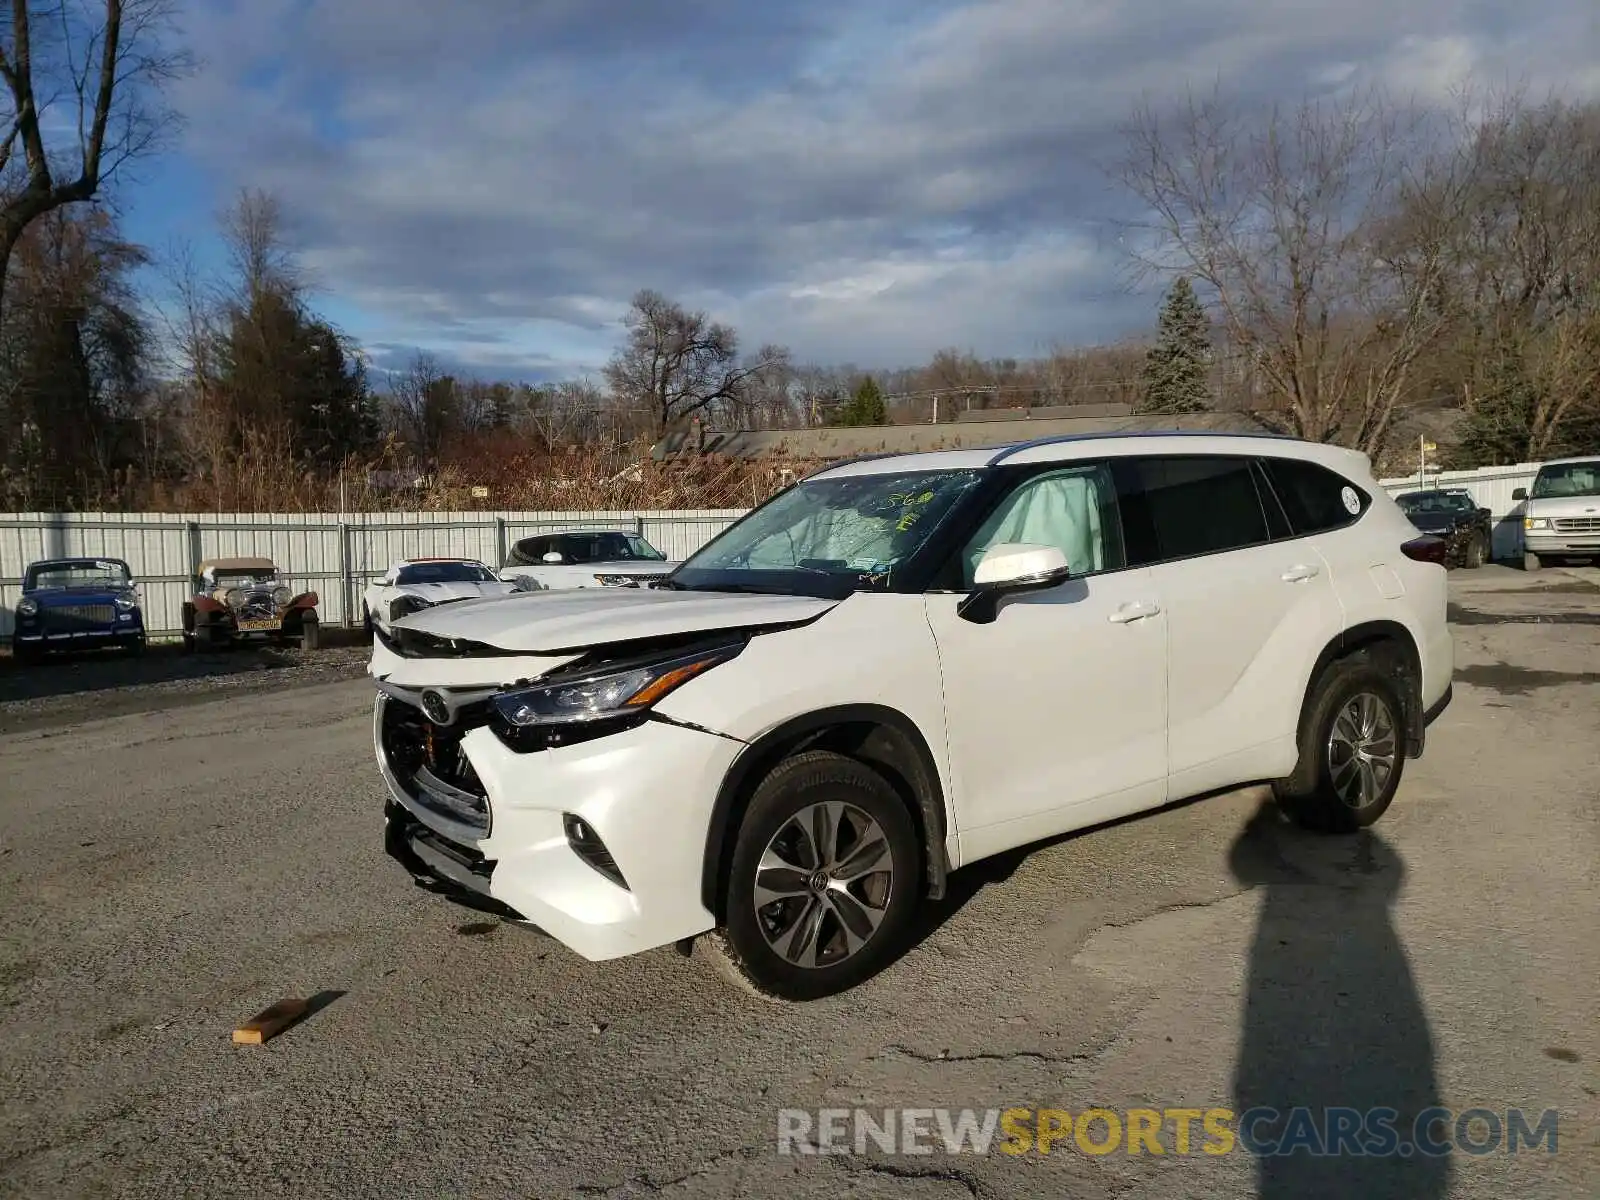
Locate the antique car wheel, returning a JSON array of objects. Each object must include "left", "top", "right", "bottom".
[
  {"left": 12, "top": 640, "right": 42, "bottom": 667},
  {"left": 301, "top": 615, "right": 320, "bottom": 651}
]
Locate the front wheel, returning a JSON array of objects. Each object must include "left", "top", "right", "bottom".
[
  {"left": 1523, "top": 551, "right": 1543, "bottom": 571},
  {"left": 1274, "top": 660, "right": 1407, "bottom": 834},
  {"left": 1462, "top": 532, "right": 1486, "bottom": 569},
  {"left": 705, "top": 751, "right": 922, "bottom": 1001},
  {"left": 300, "top": 615, "right": 320, "bottom": 651}
]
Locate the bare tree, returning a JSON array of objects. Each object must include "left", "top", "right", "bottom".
[
  {"left": 1111, "top": 83, "right": 1464, "bottom": 453},
  {"left": 0, "top": 1, "right": 192, "bottom": 321},
  {"left": 603, "top": 289, "right": 781, "bottom": 434},
  {"left": 1427, "top": 89, "right": 1600, "bottom": 460}
]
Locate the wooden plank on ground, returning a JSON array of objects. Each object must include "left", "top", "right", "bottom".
[{"left": 231, "top": 998, "right": 310, "bottom": 1045}]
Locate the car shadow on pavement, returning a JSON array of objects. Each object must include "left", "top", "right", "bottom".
[{"left": 1226, "top": 797, "right": 1451, "bottom": 1200}]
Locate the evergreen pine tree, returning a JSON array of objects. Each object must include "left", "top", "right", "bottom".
[
  {"left": 833, "top": 375, "right": 888, "bottom": 426},
  {"left": 1137, "top": 276, "right": 1214, "bottom": 415},
  {"left": 1453, "top": 335, "right": 1539, "bottom": 467}
]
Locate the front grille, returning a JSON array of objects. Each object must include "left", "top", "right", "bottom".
[
  {"left": 379, "top": 694, "right": 493, "bottom": 834},
  {"left": 42, "top": 605, "right": 114, "bottom": 632},
  {"left": 1553, "top": 516, "right": 1600, "bottom": 533}
]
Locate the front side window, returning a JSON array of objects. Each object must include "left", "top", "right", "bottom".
[
  {"left": 671, "top": 468, "right": 984, "bottom": 597},
  {"left": 1531, "top": 461, "right": 1600, "bottom": 499},
  {"left": 956, "top": 464, "right": 1124, "bottom": 589},
  {"left": 1125, "top": 456, "right": 1272, "bottom": 562},
  {"left": 26, "top": 560, "right": 131, "bottom": 590}
]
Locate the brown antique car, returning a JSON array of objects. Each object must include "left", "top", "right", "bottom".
[{"left": 182, "top": 556, "right": 320, "bottom": 651}]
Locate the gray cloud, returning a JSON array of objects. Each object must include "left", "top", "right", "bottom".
[{"left": 172, "top": 0, "right": 1600, "bottom": 375}]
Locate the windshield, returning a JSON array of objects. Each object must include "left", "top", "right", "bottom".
[
  {"left": 214, "top": 571, "right": 277, "bottom": 588},
  {"left": 26, "top": 560, "right": 130, "bottom": 590},
  {"left": 1397, "top": 492, "right": 1476, "bottom": 515},
  {"left": 512, "top": 532, "right": 667, "bottom": 565},
  {"left": 396, "top": 561, "right": 497, "bottom": 584},
  {"left": 669, "top": 468, "right": 984, "bottom": 597},
  {"left": 1531, "top": 461, "right": 1600, "bottom": 500}
]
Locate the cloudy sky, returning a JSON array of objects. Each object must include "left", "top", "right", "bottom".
[{"left": 117, "top": 0, "right": 1599, "bottom": 381}]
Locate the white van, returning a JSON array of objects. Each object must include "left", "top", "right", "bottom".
[{"left": 1513, "top": 457, "right": 1600, "bottom": 569}]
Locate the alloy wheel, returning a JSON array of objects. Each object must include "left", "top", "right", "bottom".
[
  {"left": 751, "top": 800, "right": 894, "bottom": 969},
  {"left": 1326, "top": 691, "right": 1398, "bottom": 810}
]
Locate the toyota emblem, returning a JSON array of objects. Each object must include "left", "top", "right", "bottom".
[{"left": 420, "top": 690, "right": 452, "bottom": 726}]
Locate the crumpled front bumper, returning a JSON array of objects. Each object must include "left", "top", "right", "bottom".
[{"left": 374, "top": 693, "right": 745, "bottom": 961}]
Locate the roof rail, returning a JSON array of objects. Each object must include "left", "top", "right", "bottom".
[{"left": 985, "top": 427, "right": 1301, "bottom": 466}]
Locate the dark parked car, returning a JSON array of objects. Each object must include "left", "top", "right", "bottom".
[
  {"left": 10, "top": 557, "right": 147, "bottom": 663},
  {"left": 1394, "top": 489, "right": 1493, "bottom": 568}
]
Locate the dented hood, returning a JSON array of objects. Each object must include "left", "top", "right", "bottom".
[{"left": 385, "top": 586, "right": 839, "bottom": 654}]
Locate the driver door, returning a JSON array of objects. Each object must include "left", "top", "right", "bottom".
[{"left": 923, "top": 461, "right": 1169, "bottom": 862}]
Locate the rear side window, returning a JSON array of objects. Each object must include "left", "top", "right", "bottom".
[
  {"left": 1261, "top": 457, "right": 1368, "bottom": 534},
  {"left": 1118, "top": 456, "right": 1272, "bottom": 563}
]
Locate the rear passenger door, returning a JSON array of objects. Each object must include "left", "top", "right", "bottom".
[{"left": 1113, "top": 455, "right": 1346, "bottom": 798}]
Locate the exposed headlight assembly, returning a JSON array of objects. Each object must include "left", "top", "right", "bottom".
[
  {"left": 16, "top": 597, "right": 38, "bottom": 617},
  {"left": 391, "top": 594, "right": 433, "bottom": 621},
  {"left": 113, "top": 589, "right": 138, "bottom": 611},
  {"left": 492, "top": 640, "right": 744, "bottom": 728},
  {"left": 593, "top": 574, "right": 641, "bottom": 587}
]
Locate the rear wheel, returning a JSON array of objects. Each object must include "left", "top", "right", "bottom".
[
  {"left": 703, "top": 751, "right": 922, "bottom": 1001},
  {"left": 1274, "top": 659, "right": 1406, "bottom": 834}
]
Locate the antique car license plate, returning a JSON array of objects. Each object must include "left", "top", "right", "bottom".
[{"left": 237, "top": 617, "right": 280, "bottom": 631}]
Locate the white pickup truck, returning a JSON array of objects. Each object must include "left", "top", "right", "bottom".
[{"left": 497, "top": 528, "right": 681, "bottom": 591}]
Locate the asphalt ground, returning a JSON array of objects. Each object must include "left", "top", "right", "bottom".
[{"left": 1, "top": 563, "right": 1596, "bottom": 1198}]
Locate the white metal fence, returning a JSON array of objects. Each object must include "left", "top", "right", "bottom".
[
  {"left": 0, "top": 461, "right": 1556, "bottom": 642},
  {"left": 0, "top": 510, "right": 746, "bottom": 639}
]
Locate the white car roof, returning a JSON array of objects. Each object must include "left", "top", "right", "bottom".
[
  {"left": 1536, "top": 456, "right": 1600, "bottom": 467},
  {"left": 521, "top": 528, "right": 642, "bottom": 538},
  {"left": 388, "top": 557, "right": 491, "bottom": 572},
  {"left": 806, "top": 431, "right": 1369, "bottom": 479}
]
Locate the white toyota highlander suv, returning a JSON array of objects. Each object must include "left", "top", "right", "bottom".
[{"left": 369, "top": 433, "right": 1454, "bottom": 1000}]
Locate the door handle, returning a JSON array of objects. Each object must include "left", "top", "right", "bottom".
[
  {"left": 1108, "top": 600, "right": 1161, "bottom": 624},
  {"left": 1281, "top": 564, "right": 1321, "bottom": 583}
]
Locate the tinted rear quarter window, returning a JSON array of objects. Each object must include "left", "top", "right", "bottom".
[
  {"left": 1122, "top": 456, "right": 1272, "bottom": 562},
  {"left": 1262, "top": 457, "right": 1368, "bottom": 535}
]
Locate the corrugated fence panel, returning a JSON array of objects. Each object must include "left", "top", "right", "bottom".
[{"left": 1, "top": 509, "right": 750, "bottom": 639}]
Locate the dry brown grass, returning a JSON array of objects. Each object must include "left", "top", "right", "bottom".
[{"left": 151, "top": 433, "right": 809, "bottom": 513}]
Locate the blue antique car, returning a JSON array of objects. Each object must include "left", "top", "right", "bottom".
[{"left": 10, "top": 557, "right": 147, "bottom": 663}]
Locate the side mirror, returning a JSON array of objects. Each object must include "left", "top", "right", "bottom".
[
  {"left": 957, "top": 543, "right": 1071, "bottom": 624},
  {"left": 541, "top": 551, "right": 565, "bottom": 564},
  {"left": 1512, "top": 487, "right": 1527, "bottom": 501}
]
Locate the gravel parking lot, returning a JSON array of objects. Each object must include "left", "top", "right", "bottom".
[{"left": 2, "top": 567, "right": 1597, "bottom": 1199}]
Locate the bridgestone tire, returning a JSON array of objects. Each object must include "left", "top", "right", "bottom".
[
  {"left": 1274, "top": 660, "right": 1407, "bottom": 834},
  {"left": 708, "top": 750, "right": 922, "bottom": 1002}
]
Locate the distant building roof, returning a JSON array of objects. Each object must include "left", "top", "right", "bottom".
[{"left": 652, "top": 409, "right": 1278, "bottom": 462}]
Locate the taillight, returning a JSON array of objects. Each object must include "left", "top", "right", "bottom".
[{"left": 1401, "top": 536, "right": 1448, "bottom": 564}]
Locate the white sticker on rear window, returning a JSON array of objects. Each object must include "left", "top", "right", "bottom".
[{"left": 1341, "top": 486, "right": 1361, "bottom": 515}]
